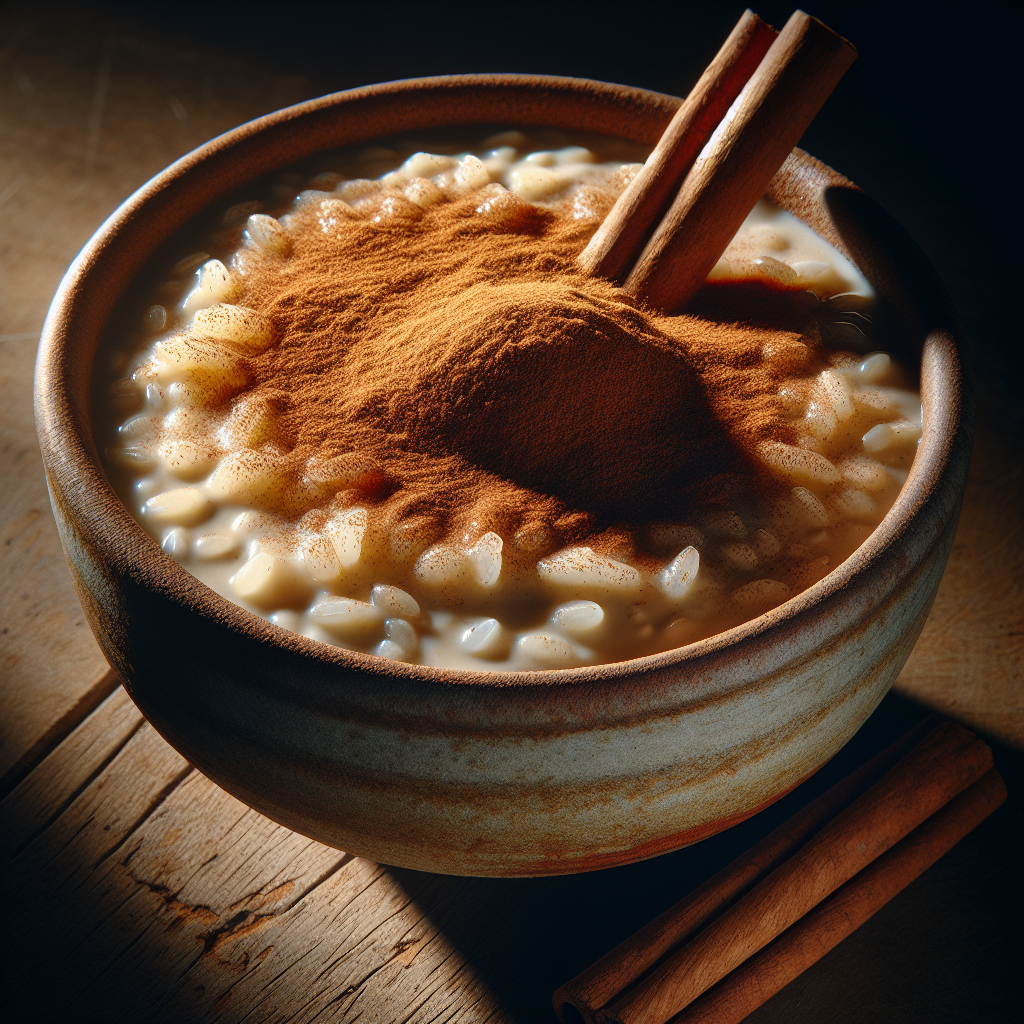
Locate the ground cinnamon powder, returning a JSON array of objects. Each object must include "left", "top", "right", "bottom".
[{"left": 239, "top": 189, "right": 816, "bottom": 554}]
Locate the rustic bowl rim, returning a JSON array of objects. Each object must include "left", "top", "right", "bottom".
[{"left": 35, "top": 73, "right": 970, "bottom": 698}]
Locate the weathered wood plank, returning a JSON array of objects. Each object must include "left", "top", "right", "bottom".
[
  {"left": 0, "top": 683, "right": 140, "bottom": 857},
  {"left": 0, "top": 667, "right": 124, "bottom": 799},
  {"left": 0, "top": 692, "right": 511, "bottom": 1023},
  {"left": 125, "top": 771, "right": 347, "bottom": 909},
  {"left": 64, "top": 772, "right": 353, "bottom": 1017},
  {"left": 4, "top": 722, "right": 191, "bottom": 897},
  {"left": 145, "top": 860, "right": 509, "bottom": 1024},
  {"left": 0, "top": 721, "right": 189, "bottom": 1019}
]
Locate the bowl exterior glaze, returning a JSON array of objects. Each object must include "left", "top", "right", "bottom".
[{"left": 35, "top": 76, "right": 971, "bottom": 876}]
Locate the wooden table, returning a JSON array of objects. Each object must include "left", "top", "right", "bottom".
[{"left": 2, "top": 5, "right": 1020, "bottom": 1021}]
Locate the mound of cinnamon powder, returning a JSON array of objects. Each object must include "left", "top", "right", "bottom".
[{"left": 239, "top": 188, "right": 814, "bottom": 547}]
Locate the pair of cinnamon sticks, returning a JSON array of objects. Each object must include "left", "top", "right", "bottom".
[
  {"left": 552, "top": 719, "right": 1006, "bottom": 1024},
  {"left": 580, "top": 9, "right": 856, "bottom": 313}
]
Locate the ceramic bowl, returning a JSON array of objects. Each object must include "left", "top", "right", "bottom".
[{"left": 34, "top": 75, "right": 970, "bottom": 876}]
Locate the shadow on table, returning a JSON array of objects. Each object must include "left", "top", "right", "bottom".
[{"left": 385, "top": 690, "right": 1023, "bottom": 1024}]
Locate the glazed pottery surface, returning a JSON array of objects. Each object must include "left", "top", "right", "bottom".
[{"left": 35, "top": 76, "right": 971, "bottom": 876}]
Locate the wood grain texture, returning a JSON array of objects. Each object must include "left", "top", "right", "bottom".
[
  {"left": 0, "top": 325, "right": 112, "bottom": 785},
  {"left": 0, "top": 696, "right": 511, "bottom": 1023},
  {"left": 0, "top": 683, "right": 140, "bottom": 855},
  {"left": 895, "top": 420, "right": 1024, "bottom": 746},
  {"left": 0, "top": 2, "right": 310, "bottom": 788}
]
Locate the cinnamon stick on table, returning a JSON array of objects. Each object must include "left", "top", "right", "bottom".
[
  {"left": 552, "top": 721, "right": 1003, "bottom": 1024},
  {"left": 577, "top": 9, "right": 777, "bottom": 283},
  {"left": 671, "top": 768, "right": 1007, "bottom": 1024},
  {"left": 552, "top": 716, "right": 938, "bottom": 1024},
  {"left": 600, "top": 722, "right": 992, "bottom": 1024}
]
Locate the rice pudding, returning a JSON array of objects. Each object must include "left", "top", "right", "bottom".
[{"left": 96, "top": 129, "right": 922, "bottom": 671}]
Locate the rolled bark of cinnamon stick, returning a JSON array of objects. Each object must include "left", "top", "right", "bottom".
[
  {"left": 623, "top": 10, "right": 856, "bottom": 313},
  {"left": 598, "top": 721, "right": 993, "bottom": 1024},
  {"left": 552, "top": 716, "right": 938, "bottom": 1024},
  {"left": 577, "top": 9, "right": 777, "bottom": 284},
  {"left": 670, "top": 768, "right": 1007, "bottom": 1024}
]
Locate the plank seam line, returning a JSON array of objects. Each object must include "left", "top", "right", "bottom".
[
  {"left": 481, "top": 1004, "right": 512, "bottom": 1024},
  {"left": 312, "top": 973, "right": 367, "bottom": 1020},
  {"left": 92, "top": 764, "right": 195, "bottom": 870},
  {"left": 309, "top": 863, "right": 391, "bottom": 924},
  {"left": 231, "top": 922, "right": 332, "bottom": 1022},
  {"left": 406, "top": 942, "right": 477, "bottom": 1020},
  {"left": 33, "top": 808, "right": 103, "bottom": 881},
  {"left": 419, "top": 1004, "right": 455, "bottom": 1024},
  {"left": 161, "top": 920, "right": 236, "bottom": 995},
  {"left": 57, "top": 866, "right": 155, "bottom": 962},
  {"left": 446, "top": 950, "right": 497, "bottom": 997},
  {"left": 154, "top": 950, "right": 254, "bottom": 1023},
  {"left": 320, "top": 926, "right": 437, "bottom": 1005},
  {"left": 430, "top": 909, "right": 509, "bottom": 987},
  {"left": 309, "top": 898, "right": 424, "bottom": 989},
  {"left": 229, "top": 860, "right": 387, "bottom": 1004},
  {"left": 291, "top": 980, "right": 338, "bottom": 1022},
  {"left": 289, "top": 853, "right": 356, "bottom": 911},
  {"left": 74, "top": 887, "right": 175, "bottom": 1001},
  {"left": 0, "top": 667, "right": 122, "bottom": 799},
  {"left": 198, "top": 966, "right": 254, "bottom": 1022},
  {"left": 422, "top": 988, "right": 484, "bottom": 1024},
  {"left": 463, "top": 982, "right": 507, "bottom": 1022},
  {"left": 152, "top": 803, "right": 249, "bottom": 892},
  {"left": 425, "top": 939, "right": 463, "bottom": 980},
  {"left": 5, "top": 714, "right": 147, "bottom": 860},
  {"left": 334, "top": 873, "right": 429, "bottom": 950},
  {"left": 218, "top": 866, "right": 389, "bottom": 1021},
  {"left": 151, "top": 849, "right": 355, "bottom": 962},
  {"left": 155, "top": 858, "right": 356, "bottom": 1000}
]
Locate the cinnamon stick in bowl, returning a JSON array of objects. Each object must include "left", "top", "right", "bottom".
[
  {"left": 577, "top": 9, "right": 777, "bottom": 283},
  {"left": 623, "top": 10, "right": 856, "bottom": 313},
  {"left": 579, "top": 9, "right": 856, "bottom": 314}
]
